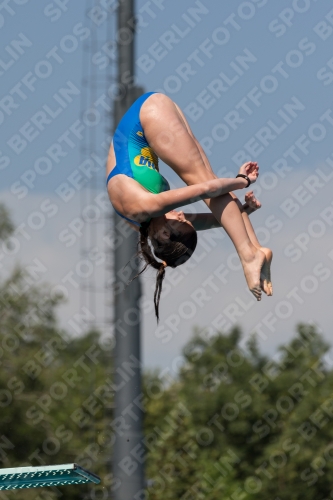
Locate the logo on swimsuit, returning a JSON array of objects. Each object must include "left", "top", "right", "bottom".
[
  {"left": 134, "top": 147, "right": 158, "bottom": 170},
  {"left": 136, "top": 131, "right": 143, "bottom": 137}
]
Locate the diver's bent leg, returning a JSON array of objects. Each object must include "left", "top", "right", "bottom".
[
  {"left": 141, "top": 94, "right": 266, "bottom": 299},
  {"left": 241, "top": 210, "right": 273, "bottom": 295},
  {"left": 205, "top": 194, "right": 265, "bottom": 301},
  {"left": 140, "top": 93, "right": 216, "bottom": 186},
  {"left": 229, "top": 192, "right": 273, "bottom": 295}
]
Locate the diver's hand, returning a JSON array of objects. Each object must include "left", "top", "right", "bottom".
[{"left": 238, "top": 161, "right": 259, "bottom": 184}]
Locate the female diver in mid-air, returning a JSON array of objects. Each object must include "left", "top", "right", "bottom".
[{"left": 106, "top": 92, "right": 273, "bottom": 319}]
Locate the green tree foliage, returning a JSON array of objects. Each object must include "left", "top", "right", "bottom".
[
  {"left": 145, "top": 325, "right": 333, "bottom": 500},
  {"left": 0, "top": 272, "right": 114, "bottom": 500},
  {"left": 0, "top": 204, "right": 14, "bottom": 243}
]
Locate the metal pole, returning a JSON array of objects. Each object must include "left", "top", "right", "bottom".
[{"left": 112, "top": 0, "right": 145, "bottom": 498}]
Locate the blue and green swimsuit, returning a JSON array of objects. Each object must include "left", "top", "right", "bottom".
[{"left": 106, "top": 92, "right": 170, "bottom": 226}]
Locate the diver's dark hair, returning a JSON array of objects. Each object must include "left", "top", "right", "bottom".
[{"left": 136, "top": 219, "right": 197, "bottom": 321}]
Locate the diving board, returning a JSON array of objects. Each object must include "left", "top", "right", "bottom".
[{"left": 0, "top": 463, "right": 101, "bottom": 490}]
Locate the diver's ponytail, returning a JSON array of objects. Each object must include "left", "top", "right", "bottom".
[
  {"left": 153, "top": 261, "right": 167, "bottom": 321},
  {"left": 138, "top": 221, "right": 166, "bottom": 321}
]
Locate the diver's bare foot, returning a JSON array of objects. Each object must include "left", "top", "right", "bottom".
[
  {"left": 260, "top": 247, "right": 273, "bottom": 296},
  {"left": 241, "top": 248, "right": 266, "bottom": 301}
]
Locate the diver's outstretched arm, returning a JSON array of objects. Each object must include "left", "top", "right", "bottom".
[{"left": 185, "top": 192, "right": 261, "bottom": 231}]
